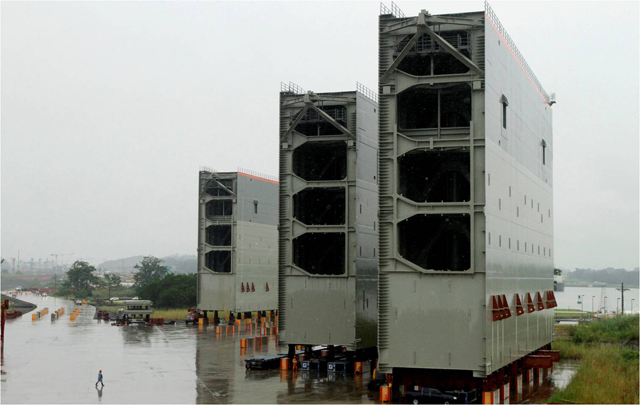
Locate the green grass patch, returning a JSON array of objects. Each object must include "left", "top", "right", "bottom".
[
  {"left": 569, "top": 314, "right": 639, "bottom": 344},
  {"left": 554, "top": 312, "right": 591, "bottom": 319},
  {"left": 550, "top": 315, "right": 639, "bottom": 404}
]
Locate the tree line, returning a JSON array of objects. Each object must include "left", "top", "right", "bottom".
[{"left": 58, "top": 256, "right": 196, "bottom": 308}]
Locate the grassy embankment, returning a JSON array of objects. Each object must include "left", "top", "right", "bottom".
[
  {"left": 549, "top": 315, "right": 639, "bottom": 404},
  {"left": 554, "top": 308, "right": 591, "bottom": 319}
]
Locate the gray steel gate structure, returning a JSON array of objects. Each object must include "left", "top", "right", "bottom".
[
  {"left": 377, "top": 3, "right": 554, "bottom": 385},
  {"left": 197, "top": 169, "right": 279, "bottom": 318},
  {"left": 278, "top": 83, "right": 379, "bottom": 350}
]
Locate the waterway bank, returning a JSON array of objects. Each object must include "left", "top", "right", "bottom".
[{"left": 1, "top": 294, "right": 37, "bottom": 314}]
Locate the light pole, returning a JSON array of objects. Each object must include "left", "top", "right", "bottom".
[
  {"left": 592, "top": 296, "right": 595, "bottom": 317},
  {"left": 604, "top": 296, "right": 608, "bottom": 313},
  {"left": 617, "top": 298, "right": 620, "bottom": 315},
  {"left": 632, "top": 299, "right": 636, "bottom": 314}
]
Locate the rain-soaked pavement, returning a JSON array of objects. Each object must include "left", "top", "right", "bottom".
[{"left": 1, "top": 293, "right": 577, "bottom": 404}]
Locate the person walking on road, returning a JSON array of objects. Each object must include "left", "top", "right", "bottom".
[{"left": 95, "top": 370, "right": 105, "bottom": 387}]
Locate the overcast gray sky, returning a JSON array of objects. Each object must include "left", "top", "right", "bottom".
[{"left": 1, "top": 1, "right": 638, "bottom": 270}]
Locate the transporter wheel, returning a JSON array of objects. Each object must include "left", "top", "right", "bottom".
[
  {"left": 412, "top": 400, "right": 418, "bottom": 405},
  {"left": 245, "top": 362, "right": 251, "bottom": 370},
  {"left": 444, "top": 402, "right": 449, "bottom": 405}
]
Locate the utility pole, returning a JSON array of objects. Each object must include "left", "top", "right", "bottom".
[
  {"left": 592, "top": 295, "right": 595, "bottom": 317},
  {"left": 51, "top": 254, "right": 59, "bottom": 285},
  {"left": 616, "top": 283, "right": 630, "bottom": 315},
  {"left": 10, "top": 258, "right": 15, "bottom": 273}
]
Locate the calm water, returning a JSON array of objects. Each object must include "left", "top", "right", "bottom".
[
  {"left": 1, "top": 292, "right": 578, "bottom": 404},
  {"left": 555, "top": 286, "right": 639, "bottom": 313}
]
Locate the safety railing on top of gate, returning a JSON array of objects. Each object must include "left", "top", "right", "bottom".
[
  {"left": 280, "top": 81, "right": 306, "bottom": 95},
  {"left": 484, "top": 1, "right": 551, "bottom": 105},
  {"left": 237, "top": 167, "right": 278, "bottom": 183},
  {"left": 356, "top": 82, "right": 379, "bottom": 104}
]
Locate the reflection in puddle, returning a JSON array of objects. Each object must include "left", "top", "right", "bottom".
[{"left": 516, "top": 360, "right": 579, "bottom": 404}]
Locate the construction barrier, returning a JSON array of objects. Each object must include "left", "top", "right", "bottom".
[
  {"left": 32, "top": 308, "right": 49, "bottom": 321},
  {"left": 51, "top": 307, "right": 64, "bottom": 321}
]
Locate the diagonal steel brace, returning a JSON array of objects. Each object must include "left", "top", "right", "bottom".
[
  {"left": 380, "top": 26, "right": 426, "bottom": 84},
  {"left": 281, "top": 104, "right": 310, "bottom": 143},
  {"left": 421, "top": 23, "right": 483, "bottom": 75},
  {"left": 205, "top": 178, "right": 236, "bottom": 197},
  {"left": 307, "top": 104, "right": 354, "bottom": 139}
]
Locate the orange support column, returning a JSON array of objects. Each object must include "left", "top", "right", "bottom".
[
  {"left": 280, "top": 358, "right": 290, "bottom": 370},
  {"left": 379, "top": 386, "right": 391, "bottom": 402},
  {"left": 482, "top": 390, "right": 497, "bottom": 404}
]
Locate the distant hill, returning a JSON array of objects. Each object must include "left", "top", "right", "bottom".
[
  {"left": 97, "top": 254, "right": 196, "bottom": 274},
  {"left": 565, "top": 268, "right": 639, "bottom": 287}
]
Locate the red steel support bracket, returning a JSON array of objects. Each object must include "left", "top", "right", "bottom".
[{"left": 521, "top": 355, "right": 553, "bottom": 369}]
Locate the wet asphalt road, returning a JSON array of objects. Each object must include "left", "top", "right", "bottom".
[
  {"left": 1, "top": 293, "right": 575, "bottom": 404},
  {"left": 0, "top": 294, "right": 377, "bottom": 404}
]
